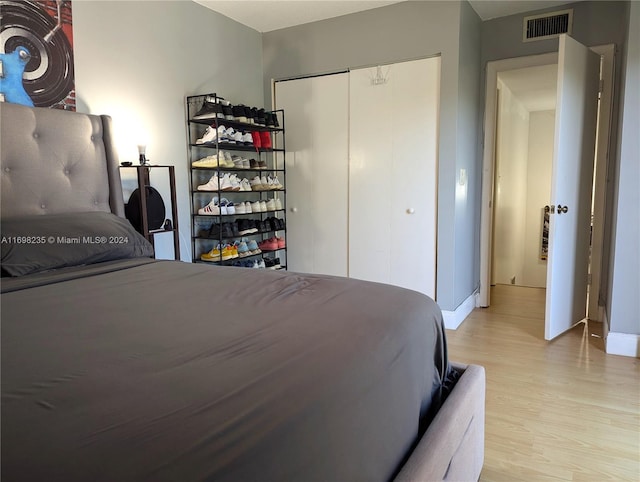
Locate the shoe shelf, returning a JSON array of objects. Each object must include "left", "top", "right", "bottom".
[
  {"left": 191, "top": 167, "right": 286, "bottom": 173},
  {"left": 187, "top": 93, "right": 287, "bottom": 271},
  {"left": 189, "top": 142, "right": 285, "bottom": 153},
  {"left": 194, "top": 230, "right": 286, "bottom": 242},
  {"left": 192, "top": 209, "right": 285, "bottom": 218},
  {"left": 189, "top": 117, "right": 283, "bottom": 132}
]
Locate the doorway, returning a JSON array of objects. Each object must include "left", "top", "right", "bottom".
[
  {"left": 479, "top": 43, "right": 615, "bottom": 336},
  {"left": 492, "top": 64, "right": 557, "bottom": 290}
]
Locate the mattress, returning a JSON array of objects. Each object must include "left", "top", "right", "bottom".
[{"left": 1, "top": 259, "right": 453, "bottom": 481}]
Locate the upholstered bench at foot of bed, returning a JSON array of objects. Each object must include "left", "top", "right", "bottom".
[{"left": 395, "top": 363, "right": 485, "bottom": 482}]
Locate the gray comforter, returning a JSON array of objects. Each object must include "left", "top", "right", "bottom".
[{"left": 1, "top": 259, "right": 451, "bottom": 481}]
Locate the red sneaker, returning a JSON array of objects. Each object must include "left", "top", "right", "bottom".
[
  {"left": 259, "top": 237, "right": 278, "bottom": 251},
  {"left": 259, "top": 131, "right": 272, "bottom": 149},
  {"left": 251, "top": 131, "right": 262, "bottom": 149}
]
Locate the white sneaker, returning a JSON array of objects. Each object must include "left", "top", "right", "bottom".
[
  {"left": 274, "top": 198, "right": 283, "bottom": 210},
  {"left": 220, "top": 198, "right": 234, "bottom": 215},
  {"left": 250, "top": 176, "right": 265, "bottom": 191},
  {"left": 240, "top": 178, "right": 252, "bottom": 191},
  {"left": 271, "top": 176, "right": 283, "bottom": 190},
  {"left": 260, "top": 175, "right": 269, "bottom": 188},
  {"left": 244, "top": 201, "right": 253, "bottom": 213},
  {"left": 197, "top": 175, "right": 220, "bottom": 191},
  {"left": 229, "top": 174, "right": 241, "bottom": 191},
  {"left": 220, "top": 173, "right": 234, "bottom": 191},
  {"left": 221, "top": 126, "right": 235, "bottom": 143},
  {"left": 242, "top": 132, "right": 253, "bottom": 145},
  {"left": 258, "top": 259, "right": 266, "bottom": 269},
  {"left": 260, "top": 200, "right": 267, "bottom": 212},
  {"left": 196, "top": 125, "right": 219, "bottom": 144},
  {"left": 251, "top": 201, "right": 262, "bottom": 213},
  {"left": 266, "top": 199, "right": 276, "bottom": 211},
  {"left": 235, "top": 202, "right": 246, "bottom": 214},
  {"left": 232, "top": 156, "right": 245, "bottom": 169},
  {"left": 198, "top": 197, "right": 220, "bottom": 215}
]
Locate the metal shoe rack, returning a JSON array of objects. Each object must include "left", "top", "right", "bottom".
[{"left": 186, "top": 93, "right": 287, "bottom": 270}]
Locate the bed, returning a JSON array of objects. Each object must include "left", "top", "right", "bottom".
[{"left": 1, "top": 102, "right": 485, "bottom": 481}]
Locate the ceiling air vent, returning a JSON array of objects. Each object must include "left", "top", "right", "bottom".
[{"left": 523, "top": 9, "right": 573, "bottom": 42}]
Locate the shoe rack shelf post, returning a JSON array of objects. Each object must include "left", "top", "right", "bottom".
[{"left": 186, "top": 93, "right": 287, "bottom": 269}]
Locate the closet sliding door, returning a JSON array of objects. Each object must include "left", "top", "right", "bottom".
[
  {"left": 349, "top": 57, "right": 440, "bottom": 298},
  {"left": 274, "top": 73, "right": 349, "bottom": 276}
]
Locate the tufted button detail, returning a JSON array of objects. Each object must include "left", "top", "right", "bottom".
[
  {"left": 33, "top": 132, "right": 39, "bottom": 138},
  {"left": 90, "top": 135, "right": 95, "bottom": 141},
  {"left": 64, "top": 169, "right": 70, "bottom": 175},
  {"left": 4, "top": 167, "right": 10, "bottom": 172},
  {"left": 41, "top": 204, "right": 46, "bottom": 209},
  {"left": 94, "top": 201, "right": 99, "bottom": 205}
]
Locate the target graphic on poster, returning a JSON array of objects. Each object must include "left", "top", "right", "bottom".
[{"left": 0, "top": 0, "right": 75, "bottom": 110}]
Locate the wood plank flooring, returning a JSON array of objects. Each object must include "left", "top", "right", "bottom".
[{"left": 445, "top": 285, "right": 640, "bottom": 481}]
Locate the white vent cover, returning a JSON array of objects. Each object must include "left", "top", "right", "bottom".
[{"left": 523, "top": 9, "right": 573, "bottom": 42}]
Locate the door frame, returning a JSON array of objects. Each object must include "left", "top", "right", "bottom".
[{"left": 479, "top": 45, "right": 615, "bottom": 325}]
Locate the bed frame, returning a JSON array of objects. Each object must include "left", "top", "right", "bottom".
[{"left": 0, "top": 102, "right": 485, "bottom": 481}]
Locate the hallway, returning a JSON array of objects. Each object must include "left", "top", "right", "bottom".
[{"left": 445, "top": 285, "right": 640, "bottom": 481}]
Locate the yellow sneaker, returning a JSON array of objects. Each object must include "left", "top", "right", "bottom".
[
  {"left": 200, "top": 245, "right": 221, "bottom": 262},
  {"left": 192, "top": 155, "right": 219, "bottom": 168}
]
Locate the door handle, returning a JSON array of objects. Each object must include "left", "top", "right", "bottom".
[
  {"left": 545, "top": 205, "right": 555, "bottom": 214},
  {"left": 557, "top": 205, "right": 568, "bottom": 214}
]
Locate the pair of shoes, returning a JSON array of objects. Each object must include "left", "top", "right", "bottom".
[
  {"left": 192, "top": 155, "right": 221, "bottom": 168},
  {"left": 263, "top": 257, "right": 281, "bottom": 269},
  {"left": 232, "top": 156, "right": 251, "bottom": 169},
  {"left": 201, "top": 244, "right": 222, "bottom": 262},
  {"left": 208, "top": 221, "right": 237, "bottom": 238},
  {"left": 219, "top": 126, "right": 254, "bottom": 145},
  {"left": 249, "top": 158, "right": 268, "bottom": 169},
  {"left": 237, "top": 218, "right": 271, "bottom": 234},
  {"left": 250, "top": 175, "right": 282, "bottom": 191},
  {"left": 192, "top": 96, "right": 228, "bottom": 120},
  {"left": 197, "top": 173, "right": 251, "bottom": 192},
  {"left": 198, "top": 197, "right": 236, "bottom": 215},
  {"left": 264, "top": 217, "right": 285, "bottom": 231},
  {"left": 237, "top": 219, "right": 258, "bottom": 235},
  {"left": 195, "top": 124, "right": 220, "bottom": 144},
  {"left": 200, "top": 242, "right": 240, "bottom": 262},
  {"left": 250, "top": 131, "right": 273, "bottom": 150},
  {"left": 259, "top": 237, "right": 285, "bottom": 251}
]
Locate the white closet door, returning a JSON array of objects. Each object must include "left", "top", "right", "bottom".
[
  {"left": 349, "top": 58, "right": 440, "bottom": 298},
  {"left": 275, "top": 73, "right": 349, "bottom": 276}
]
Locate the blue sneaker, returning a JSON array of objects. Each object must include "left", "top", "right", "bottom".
[{"left": 247, "top": 239, "right": 261, "bottom": 255}]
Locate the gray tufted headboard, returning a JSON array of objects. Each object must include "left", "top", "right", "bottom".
[{"left": 0, "top": 102, "right": 125, "bottom": 219}]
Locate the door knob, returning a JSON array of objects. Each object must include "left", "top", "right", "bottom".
[
  {"left": 557, "top": 205, "right": 568, "bottom": 214},
  {"left": 406, "top": 208, "right": 415, "bottom": 214}
]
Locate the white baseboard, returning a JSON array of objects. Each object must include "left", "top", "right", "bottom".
[
  {"left": 442, "top": 292, "right": 477, "bottom": 330},
  {"left": 605, "top": 331, "right": 640, "bottom": 358}
]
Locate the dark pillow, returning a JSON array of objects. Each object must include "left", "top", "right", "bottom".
[{"left": 1, "top": 212, "right": 154, "bottom": 276}]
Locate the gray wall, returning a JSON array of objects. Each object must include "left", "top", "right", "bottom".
[
  {"left": 263, "top": 1, "right": 482, "bottom": 312},
  {"left": 608, "top": 0, "right": 639, "bottom": 336},
  {"left": 73, "top": 0, "right": 263, "bottom": 261}
]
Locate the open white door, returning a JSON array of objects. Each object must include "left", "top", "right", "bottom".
[{"left": 545, "top": 35, "right": 600, "bottom": 340}]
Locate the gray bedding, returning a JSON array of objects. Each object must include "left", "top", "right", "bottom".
[{"left": 1, "top": 259, "right": 452, "bottom": 481}]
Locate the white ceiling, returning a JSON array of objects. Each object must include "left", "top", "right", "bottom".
[
  {"left": 194, "top": 0, "right": 577, "bottom": 33},
  {"left": 498, "top": 64, "right": 558, "bottom": 112}
]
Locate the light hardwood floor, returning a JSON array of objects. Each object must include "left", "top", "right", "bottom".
[{"left": 445, "top": 285, "right": 640, "bottom": 481}]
